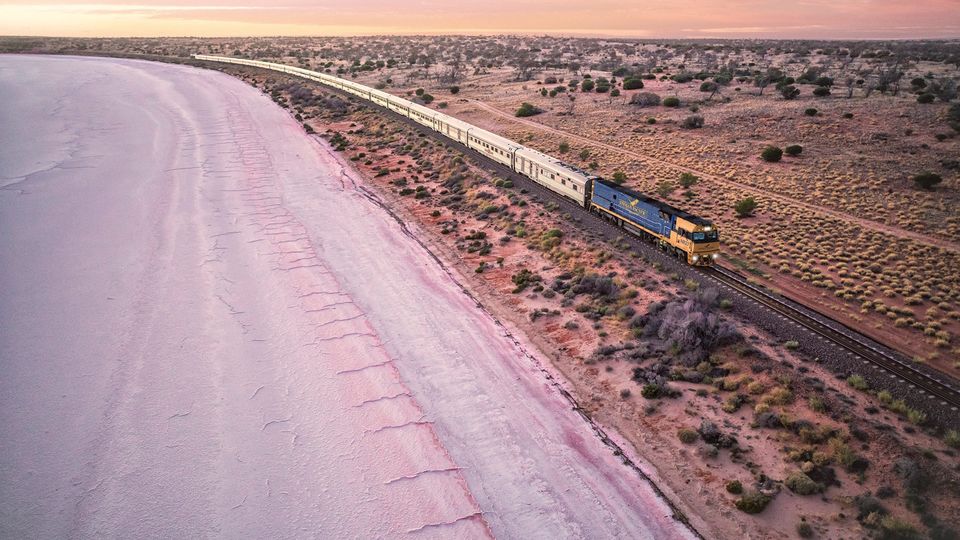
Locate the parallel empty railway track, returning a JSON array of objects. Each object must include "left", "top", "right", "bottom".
[{"left": 705, "top": 266, "right": 960, "bottom": 412}]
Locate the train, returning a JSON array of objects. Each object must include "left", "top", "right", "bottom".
[{"left": 193, "top": 54, "right": 721, "bottom": 265}]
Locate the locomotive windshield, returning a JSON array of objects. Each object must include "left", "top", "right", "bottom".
[{"left": 693, "top": 231, "right": 719, "bottom": 242}]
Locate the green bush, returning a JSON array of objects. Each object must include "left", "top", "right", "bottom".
[
  {"left": 804, "top": 108, "right": 818, "bottom": 116},
  {"left": 781, "top": 85, "right": 800, "bottom": 99},
  {"left": 662, "top": 96, "right": 680, "bottom": 107},
  {"left": 581, "top": 79, "right": 595, "bottom": 92},
  {"left": 735, "top": 492, "right": 772, "bottom": 514},
  {"left": 681, "top": 115, "right": 704, "bottom": 129},
  {"left": 785, "top": 144, "right": 803, "bottom": 156},
  {"left": 677, "top": 427, "right": 699, "bottom": 444},
  {"left": 846, "top": 374, "right": 869, "bottom": 391},
  {"left": 559, "top": 141, "right": 570, "bottom": 153},
  {"left": 623, "top": 78, "right": 644, "bottom": 90},
  {"left": 679, "top": 172, "right": 699, "bottom": 188},
  {"left": 449, "top": 85, "right": 460, "bottom": 94},
  {"left": 641, "top": 384, "right": 663, "bottom": 399},
  {"left": 785, "top": 471, "right": 824, "bottom": 495},
  {"left": 945, "top": 429, "right": 960, "bottom": 448},
  {"left": 515, "top": 102, "right": 542, "bottom": 117},
  {"left": 813, "top": 86, "right": 831, "bottom": 97},
  {"left": 735, "top": 196, "right": 758, "bottom": 217},
  {"left": 761, "top": 146, "right": 783, "bottom": 162},
  {"left": 726, "top": 480, "right": 743, "bottom": 494},
  {"left": 917, "top": 93, "right": 934, "bottom": 104},
  {"left": 797, "top": 521, "right": 814, "bottom": 538},
  {"left": 913, "top": 171, "right": 943, "bottom": 190}
]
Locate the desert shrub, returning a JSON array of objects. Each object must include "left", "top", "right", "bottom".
[
  {"left": 913, "top": 171, "right": 943, "bottom": 190},
  {"left": 735, "top": 492, "right": 772, "bottom": 514},
  {"left": 516, "top": 102, "right": 542, "bottom": 117},
  {"left": 623, "top": 78, "right": 644, "bottom": 90},
  {"left": 640, "top": 288, "right": 741, "bottom": 365},
  {"left": 630, "top": 92, "right": 662, "bottom": 107},
  {"left": 847, "top": 374, "right": 869, "bottom": 390},
  {"left": 511, "top": 269, "right": 542, "bottom": 293},
  {"left": 785, "top": 144, "right": 803, "bottom": 156},
  {"left": 681, "top": 115, "right": 704, "bottom": 129},
  {"left": 813, "top": 86, "right": 831, "bottom": 97},
  {"left": 735, "top": 197, "right": 758, "bottom": 217},
  {"left": 797, "top": 521, "right": 814, "bottom": 538},
  {"left": 945, "top": 430, "right": 960, "bottom": 448},
  {"left": 917, "top": 93, "right": 935, "bottom": 104},
  {"left": 726, "top": 480, "right": 743, "bottom": 494},
  {"left": 581, "top": 79, "right": 595, "bottom": 92},
  {"left": 449, "top": 85, "right": 460, "bottom": 94},
  {"left": 610, "top": 88, "right": 621, "bottom": 97},
  {"left": 579, "top": 149, "right": 591, "bottom": 160},
  {"left": 784, "top": 340, "right": 799, "bottom": 350},
  {"left": 804, "top": 107, "right": 818, "bottom": 116},
  {"left": 558, "top": 141, "right": 570, "bottom": 153},
  {"left": 781, "top": 85, "right": 800, "bottom": 99},
  {"left": 700, "top": 81, "right": 718, "bottom": 93},
  {"left": 420, "top": 93, "right": 434, "bottom": 104},
  {"left": 679, "top": 172, "right": 699, "bottom": 188},
  {"left": 677, "top": 427, "right": 699, "bottom": 444},
  {"left": 761, "top": 146, "right": 783, "bottom": 162},
  {"left": 612, "top": 171, "right": 628, "bottom": 184},
  {"left": 785, "top": 471, "right": 824, "bottom": 495},
  {"left": 671, "top": 71, "right": 695, "bottom": 83},
  {"left": 663, "top": 96, "right": 681, "bottom": 107},
  {"left": 641, "top": 383, "right": 663, "bottom": 399},
  {"left": 878, "top": 517, "right": 923, "bottom": 540}
]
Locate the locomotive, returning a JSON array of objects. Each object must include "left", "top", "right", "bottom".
[{"left": 193, "top": 54, "right": 721, "bottom": 266}]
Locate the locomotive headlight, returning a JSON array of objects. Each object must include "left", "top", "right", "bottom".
[
  {"left": 704, "top": 226, "right": 712, "bottom": 232},
  {"left": 712, "top": 253, "right": 719, "bottom": 259},
  {"left": 692, "top": 255, "right": 699, "bottom": 261}
]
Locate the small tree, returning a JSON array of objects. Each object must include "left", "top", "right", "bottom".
[
  {"left": 610, "top": 88, "right": 621, "bottom": 98},
  {"left": 579, "top": 149, "right": 591, "bottom": 160},
  {"left": 581, "top": 79, "right": 595, "bottom": 92},
  {"left": 761, "top": 146, "right": 783, "bottom": 162},
  {"left": 785, "top": 145, "right": 803, "bottom": 156},
  {"left": 913, "top": 171, "right": 942, "bottom": 190},
  {"left": 663, "top": 96, "right": 680, "bottom": 107},
  {"left": 780, "top": 85, "right": 800, "bottom": 99},
  {"left": 449, "top": 85, "right": 460, "bottom": 94},
  {"left": 657, "top": 181, "right": 675, "bottom": 198},
  {"left": 559, "top": 141, "right": 570, "bottom": 153},
  {"left": 515, "top": 102, "right": 542, "bottom": 117},
  {"left": 917, "top": 93, "right": 935, "bottom": 104},
  {"left": 679, "top": 172, "right": 699, "bottom": 188},
  {"left": 623, "top": 78, "right": 644, "bottom": 90},
  {"left": 735, "top": 197, "right": 758, "bottom": 217},
  {"left": 813, "top": 86, "right": 831, "bottom": 97},
  {"left": 681, "top": 115, "right": 704, "bottom": 129}
]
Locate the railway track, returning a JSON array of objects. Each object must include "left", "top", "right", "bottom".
[
  {"left": 209, "top": 59, "right": 960, "bottom": 421},
  {"left": 705, "top": 266, "right": 960, "bottom": 411}
]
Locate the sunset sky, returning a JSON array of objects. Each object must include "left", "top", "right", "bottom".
[{"left": 1, "top": 0, "right": 959, "bottom": 39}]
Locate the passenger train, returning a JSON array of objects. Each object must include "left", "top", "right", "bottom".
[{"left": 193, "top": 54, "right": 720, "bottom": 265}]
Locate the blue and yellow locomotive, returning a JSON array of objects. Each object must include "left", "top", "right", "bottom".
[{"left": 589, "top": 179, "right": 719, "bottom": 266}]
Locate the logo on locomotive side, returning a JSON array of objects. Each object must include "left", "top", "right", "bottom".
[{"left": 617, "top": 198, "right": 648, "bottom": 218}]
